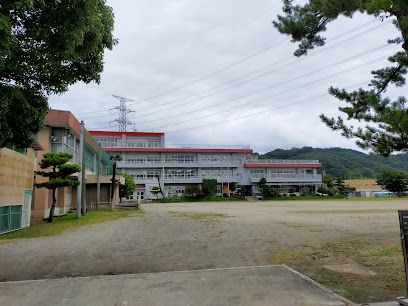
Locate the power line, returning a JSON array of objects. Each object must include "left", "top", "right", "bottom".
[
  {"left": 137, "top": 43, "right": 391, "bottom": 128},
  {"left": 126, "top": 19, "right": 379, "bottom": 109},
  {"left": 78, "top": 18, "right": 380, "bottom": 119},
  {"left": 125, "top": 20, "right": 387, "bottom": 121},
  {"left": 165, "top": 80, "right": 370, "bottom": 134},
  {"left": 76, "top": 37, "right": 287, "bottom": 118},
  {"left": 144, "top": 53, "right": 390, "bottom": 131}
]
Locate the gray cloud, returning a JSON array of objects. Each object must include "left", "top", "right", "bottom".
[{"left": 49, "top": 0, "right": 404, "bottom": 153}]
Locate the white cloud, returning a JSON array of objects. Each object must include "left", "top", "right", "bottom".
[{"left": 48, "top": 0, "right": 404, "bottom": 153}]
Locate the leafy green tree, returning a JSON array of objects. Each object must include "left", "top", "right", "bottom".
[
  {"left": 150, "top": 186, "right": 162, "bottom": 199},
  {"left": 0, "top": 1, "right": 116, "bottom": 148},
  {"left": 377, "top": 168, "right": 408, "bottom": 195},
  {"left": 334, "top": 178, "right": 356, "bottom": 196},
  {"left": 317, "top": 185, "right": 332, "bottom": 195},
  {"left": 202, "top": 179, "right": 217, "bottom": 196},
  {"left": 185, "top": 185, "right": 203, "bottom": 198},
  {"left": 274, "top": 0, "right": 408, "bottom": 156},
  {"left": 35, "top": 153, "right": 80, "bottom": 223},
  {"left": 236, "top": 184, "right": 252, "bottom": 196},
  {"left": 322, "top": 174, "right": 336, "bottom": 188},
  {"left": 257, "top": 178, "right": 279, "bottom": 198},
  {"left": 119, "top": 172, "right": 136, "bottom": 201}
]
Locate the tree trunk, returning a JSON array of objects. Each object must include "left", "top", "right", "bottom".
[
  {"left": 157, "top": 176, "right": 164, "bottom": 198},
  {"left": 110, "top": 162, "right": 116, "bottom": 209},
  {"left": 48, "top": 188, "right": 56, "bottom": 223}
]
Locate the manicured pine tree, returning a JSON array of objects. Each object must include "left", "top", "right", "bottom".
[{"left": 35, "top": 153, "right": 81, "bottom": 223}]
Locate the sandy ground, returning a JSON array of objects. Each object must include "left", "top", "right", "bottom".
[{"left": 1, "top": 200, "right": 407, "bottom": 302}]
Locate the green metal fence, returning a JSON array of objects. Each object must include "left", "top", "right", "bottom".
[{"left": 0, "top": 205, "right": 22, "bottom": 234}]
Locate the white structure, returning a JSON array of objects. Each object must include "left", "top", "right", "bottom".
[{"left": 90, "top": 131, "right": 322, "bottom": 200}]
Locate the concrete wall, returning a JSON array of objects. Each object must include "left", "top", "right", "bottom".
[
  {"left": 0, "top": 147, "right": 35, "bottom": 232},
  {"left": 0, "top": 148, "right": 35, "bottom": 206}
]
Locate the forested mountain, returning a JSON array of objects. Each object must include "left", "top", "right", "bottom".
[{"left": 257, "top": 147, "right": 408, "bottom": 179}]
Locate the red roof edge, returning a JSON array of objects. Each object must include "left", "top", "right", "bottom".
[
  {"left": 89, "top": 130, "right": 165, "bottom": 137},
  {"left": 104, "top": 147, "right": 254, "bottom": 154}
]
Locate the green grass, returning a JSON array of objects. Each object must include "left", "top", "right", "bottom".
[
  {"left": 269, "top": 249, "right": 307, "bottom": 264},
  {"left": 275, "top": 239, "right": 405, "bottom": 303},
  {"left": 264, "top": 195, "right": 345, "bottom": 201},
  {"left": 264, "top": 195, "right": 408, "bottom": 201},
  {"left": 168, "top": 211, "right": 230, "bottom": 221},
  {"left": 0, "top": 209, "right": 144, "bottom": 241},
  {"left": 345, "top": 196, "right": 408, "bottom": 201}
]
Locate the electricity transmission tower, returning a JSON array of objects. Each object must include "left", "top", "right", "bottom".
[{"left": 111, "top": 95, "right": 135, "bottom": 131}]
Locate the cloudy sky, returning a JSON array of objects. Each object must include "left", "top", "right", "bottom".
[{"left": 48, "top": 0, "right": 403, "bottom": 153}]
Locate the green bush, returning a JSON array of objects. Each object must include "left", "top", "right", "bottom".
[{"left": 202, "top": 179, "right": 217, "bottom": 196}]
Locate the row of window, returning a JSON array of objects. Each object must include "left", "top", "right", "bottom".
[
  {"left": 94, "top": 137, "right": 161, "bottom": 148},
  {"left": 123, "top": 154, "right": 237, "bottom": 164},
  {"left": 201, "top": 169, "right": 233, "bottom": 178}
]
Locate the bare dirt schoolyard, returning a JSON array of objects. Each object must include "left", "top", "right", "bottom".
[{"left": 1, "top": 200, "right": 407, "bottom": 303}]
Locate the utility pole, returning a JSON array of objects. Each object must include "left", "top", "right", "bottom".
[
  {"left": 81, "top": 121, "right": 87, "bottom": 215},
  {"left": 76, "top": 121, "right": 85, "bottom": 218},
  {"left": 96, "top": 144, "right": 102, "bottom": 210},
  {"left": 111, "top": 95, "right": 135, "bottom": 131}
]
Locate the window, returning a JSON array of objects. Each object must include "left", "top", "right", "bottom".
[
  {"left": 165, "top": 169, "right": 196, "bottom": 179},
  {"left": 146, "top": 156, "right": 161, "bottom": 163},
  {"left": 199, "top": 154, "right": 231, "bottom": 163},
  {"left": 164, "top": 186, "right": 185, "bottom": 197},
  {"left": 95, "top": 137, "right": 120, "bottom": 148},
  {"left": 201, "top": 169, "right": 232, "bottom": 178},
  {"left": 250, "top": 169, "right": 266, "bottom": 178},
  {"left": 270, "top": 169, "right": 296, "bottom": 177},
  {"left": 165, "top": 154, "right": 195, "bottom": 163},
  {"left": 148, "top": 141, "right": 161, "bottom": 147},
  {"left": 132, "top": 170, "right": 160, "bottom": 180}
]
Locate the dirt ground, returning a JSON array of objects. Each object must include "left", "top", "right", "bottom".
[{"left": 1, "top": 200, "right": 407, "bottom": 303}]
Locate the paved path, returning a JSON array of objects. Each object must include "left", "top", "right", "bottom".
[{"left": 0, "top": 265, "right": 351, "bottom": 306}]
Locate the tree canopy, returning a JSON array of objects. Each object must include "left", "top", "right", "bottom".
[
  {"left": 377, "top": 168, "right": 408, "bottom": 195},
  {"left": 0, "top": 0, "right": 116, "bottom": 148},
  {"left": 274, "top": 0, "right": 408, "bottom": 156},
  {"left": 35, "top": 152, "right": 80, "bottom": 222},
  {"left": 202, "top": 179, "right": 217, "bottom": 196},
  {"left": 120, "top": 172, "right": 136, "bottom": 199}
]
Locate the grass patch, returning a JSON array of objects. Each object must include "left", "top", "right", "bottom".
[
  {"left": 168, "top": 211, "right": 230, "bottom": 221},
  {"left": 269, "top": 249, "right": 307, "bottom": 264},
  {"left": 345, "top": 196, "right": 408, "bottom": 201},
  {"left": 0, "top": 209, "right": 144, "bottom": 241},
  {"left": 264, "top": 196, "right": 408, "bottom": 202},
  {"left": 357, "top": 244, "right": 400, "bottom": 258},
  {"left": 291, "top": 209, "right": 397, "bottom": 215},
  {"left": 264, "top": 195, "right": 345, "bottom": 201},
  {"left": 285, "top": 240, "right": 405, "bottom": 303}
]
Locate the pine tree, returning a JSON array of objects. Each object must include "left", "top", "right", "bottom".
[
  {"left": 35, "top": 153, "right": 80, "bottom": 223},
  {"left": 274, "top": 0, "right": 408, "bottom": 156}
]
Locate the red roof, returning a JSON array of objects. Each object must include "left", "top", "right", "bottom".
[
  {"left": 104, "top": 147, "right": 254, "bottom": 154},
  {"left": 244, "top": 163, "right": 321, "bottom": 168},
  {"left": 89, "top": 130, "right": 164, "bottom": 137}
]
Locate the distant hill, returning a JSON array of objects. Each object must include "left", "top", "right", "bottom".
[{"left": 257, "top": 147, "right": 408, "bottom": 178}]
